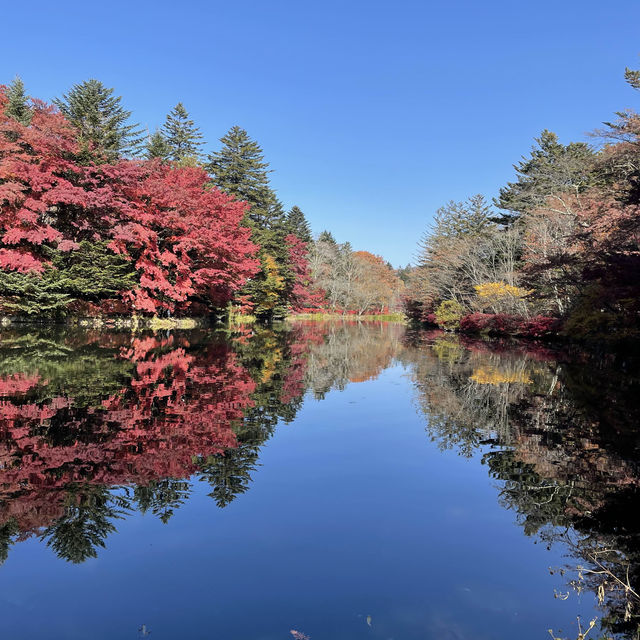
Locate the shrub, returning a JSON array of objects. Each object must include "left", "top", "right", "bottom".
[
  {"left": 459, "top": 312, "right": 559, "bottom": 337},
  {"left": 435, "top": 300, "right": 465, "bottom": 330},
  {"left": 519, "top": 315, "right": 558, "bottom": 337},
  {"left": 459, "top": 313, "right": 492, "bottom": 333}
]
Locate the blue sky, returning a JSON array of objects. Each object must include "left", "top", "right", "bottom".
[{"left": 2, "top": 0, "right": 639, "bottom": 265}]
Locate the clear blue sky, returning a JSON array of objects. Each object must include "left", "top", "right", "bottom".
[{"left": 2, "top": 0, "right": 639, "bottom": 266}]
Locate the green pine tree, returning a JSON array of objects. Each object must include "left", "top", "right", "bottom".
[
  {"left": 4, "top": 76, "right": 31, "bottom": 125},
  {"left": 625, "top": 65, "right": 640, "bottom": 90},
  {"left": 285, "top": 205, "right": 312, "bottom": 243},
  {"left": 432, "top": 195, "right": 493, "bottom": 238},
  {"left": 206, "top": 126, "right": 284, "bottom": 228},
  {"left": 41, "top": 485, "right": 125, "bottom": 563},
  {"left": 0, "top": 519, "right": 19, "bottom": 566},
  {"left": 145, "top": 129, "right": 171, "bottom": 161},
  {"left": 133, "top": 479, "right": 191, "bottom": 524},
  {"left": 54, "top": 79, "right": 144, "bottom": 160},
  {"left": 318, "top": 230, "right": 337, "bottom": 245},
  {"left": 207, "top": 126, "right": 291, "bottom": 318},
  {"left": 0, "top": 242, "right": 137, "bottom": 318},
  {"left": 162, "top": 102, "right": 204, "bottom": 162},
  {"left": 493, "top": 130, "right": 596, "bottom": 225}
]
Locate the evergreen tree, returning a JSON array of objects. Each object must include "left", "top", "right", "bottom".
[
  {"left": 625, "top": 65, "right": 640, "bottom": 90},
  {"left": 493, "top": 130, "right": 596, "bottom": 225},
  {"left": 145, "top": 129, "right": 171, "bottom": 161},
  {"left": 4, "top": 76, "right": 31, "bottom": 125},
  {"left": 41, "top": 485, "right": 125, "bottom": 563},
  {"left": 162, "top": 102, "right": 204, "bottom": 162},
  {"left": 197, "top": 447, "right": 259, "bottom": 508},
  {"left": 318, "top": 230, "right": 337, "bottom": 245},
  {"left": 207, "top": 126, "right": 291, "bottom": 318},
  {"left": 54, "top": 79, "right": 144, "bottom": 159},
  {"left": 433, "top": 195, "right": 493, "bottom": 238},
  {"left": 285, "top": 206, "right": 312, "bottom": 243},
  {"left": 0, "top": 519, "right": 18, "bottom": 566},
  {"left": 133, "top": 479, "right": 191, "bottom": 524},
  {"left": 0, "top": 242, "right": 137, "bottom": 317},
  {"left": 206, "top": 126, "right": 283, "bottom": 228}
]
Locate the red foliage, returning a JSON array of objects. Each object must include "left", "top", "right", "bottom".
[
  {"left": 284, "top": 234, "right": 326, "bottom": 311},
  {"left": 459, "top": 313, "right": 559, "bottom": 337},
  {"left": 0, "top": 335, "right": 256, "bottom": 533},
  {"left": 0, "top": 92, "right": 86, "bottom": 273},
  {"left": 0, "top": 88, "right": 260, "bottom": 314},
  {"left": 106, "top": 163, "right": 260, "bottom": 312}
]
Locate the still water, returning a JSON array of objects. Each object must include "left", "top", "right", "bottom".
[{"left": 0, "top": 322, "right": 638, "bottom": 639}]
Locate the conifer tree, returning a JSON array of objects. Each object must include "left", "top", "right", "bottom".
[
  {"left": 625, "top": 65, "right": 640, "bottom": 90},
  {"left": 54, "top": 79, "right": 144, "bottom": 159},
  {"left": 286, "top": 206, "right": 312, "bottom": 243},
  {"left": 145, "top": 129, "right": 171, "bottom": 161},
  {"left": 162, "top": 102, "right": 204, "bottom": 162},
  {"left": 493, "top": 130, "right": 595, "bottom": 225},
  {"left": 207, "top": 126, "right": 291, "bottom": 318},
  {"left": 206, "top": 126, "right": 286, "bottom": 229},
  {"left": 433, "top": 195, "right": 492, "bottom": 238},
  {"left": 0, "top": 242, "right": 137, "bottom": 317},
  {"left": 318, "top": 230, "right": 337, "bottom": 245},
  {"left": 4, "top": 76, "right": 31, "bottom": 125}
]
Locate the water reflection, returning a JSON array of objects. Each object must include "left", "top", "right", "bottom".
[
  {"left": 0, "top": 322, "right": 404, "bottom": 565},
  {"left": 0, "top": 322, "right": 639, "bottom": 637},
  {"left": 402, "top": 330, "right": 640, "bottom": 637}
]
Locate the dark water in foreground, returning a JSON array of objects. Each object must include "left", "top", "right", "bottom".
[{"left": 0, "top": 322, "right": 638, "bottom": 640}]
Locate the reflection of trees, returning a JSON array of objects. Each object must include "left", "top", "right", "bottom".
[
  {"left": 134, "top": 479, "right": 191, "bottom": 524},
  {"left": 405, "top": 331, "right": 640, "bottom": 636},
  {"left": 41, "top": 485, "right": 129, "bottom": 564},
  {"left": 303, "top": 321, "right": 404, "bottom": 398},
  {"left": 401, "top": 333, "right": 551, "bottom": 455},
  {"left": 8, "top": 318, "right": 638, "bottom": 637},
  {"left": 196, "top": 448, "right": 258, "bottom": 508},
  {"left": 0, "top": 322, "right": 405, "bottom": 563},
  {"left": 0, "top": 328, "right": 259, "bottom": 562}
]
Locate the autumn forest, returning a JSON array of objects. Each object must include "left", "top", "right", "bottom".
[
  {"left": 0, "top": 78, "right": 404, "bottom": 322},
  {"left": 1, "top": 63, "right": 637, "bottom": 341}
]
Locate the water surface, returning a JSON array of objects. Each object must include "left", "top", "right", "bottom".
[{"left": 0, "top": 322, "right": 638, "bottom": 639}]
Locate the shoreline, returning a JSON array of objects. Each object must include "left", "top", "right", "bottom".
[{"left": 0, "top": 312, "right": 408, "bottom": 331}]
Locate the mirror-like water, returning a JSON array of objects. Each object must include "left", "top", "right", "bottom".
[{"left": 0, "top": 322, "right": 638, "bottom": 640}]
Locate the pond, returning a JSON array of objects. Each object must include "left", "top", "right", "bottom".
[{"left": 0, "top": 322, "right": 638, "bottom": 640}]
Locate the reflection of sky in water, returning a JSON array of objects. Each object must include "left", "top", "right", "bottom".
[{"left": 0, "top": 324, "right": 634, "bottom": 639}]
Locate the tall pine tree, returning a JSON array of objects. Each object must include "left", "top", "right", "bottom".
[
  {"left": 493, "top": 130, "right": 595, "bottom": 225},
  {"left": 55, "top": 79, "right": 144, "bottom": 160},
  {"left": 206, "top": 126, "right": 290, "bottom": 318},
  {"left": 4, "top": 76, "right": 31, "bottom": 125},
  {"left": 206, "top": 126, "right": 284, "bottom": 228},
  {"left": 162, "top": 103, "right": 204, "bottom": 163},
  {"left": 286, "top": 206, "right": 312, "bottom": 243},
  {"left": 318, "top": 230, "right": 337, "bottom": 245}
]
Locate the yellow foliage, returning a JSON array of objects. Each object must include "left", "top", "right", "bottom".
[
  {"left": 470, "top": 365, "right": 532, "bottom": 385},
  {"left": 432, "top": 336, "right": 464, "bottom": 363},
  {"left": 474, "top": 282, "right": 532, "bottom": 300},
  {"left": 258, "top": 254, "right": 285, "bottom": 312},
  {"left": 260, "top": 341, "right": 282, "bottom": 383},
  {"left": 148, "top": 317, "right": 198, "bottom": 330}
]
